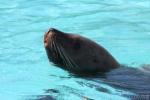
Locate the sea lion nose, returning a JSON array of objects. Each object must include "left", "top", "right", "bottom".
[
  {"left": 44, "top": 28, "right": 59, "bottom": 47},
  {"left": 44, "top": 32, "right": 49, "bottom": 47},
  {"left": 44, "top": 29, "right": 54, "bottom": 47},
  {"left": 44, "top": 28, "right": 65, "bottom": 47}
]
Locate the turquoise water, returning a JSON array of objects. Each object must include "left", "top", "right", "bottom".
[{"left": 0, "top": 0, "right": 150, "bottom": 100}]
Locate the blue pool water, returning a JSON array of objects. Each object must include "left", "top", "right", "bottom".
[{"left": 0, "top": 0, "right": 150, "bottom": 100}]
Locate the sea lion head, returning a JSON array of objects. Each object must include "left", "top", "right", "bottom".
[{"left": 44, "top": 28, "right": 119, "bottom": 75}]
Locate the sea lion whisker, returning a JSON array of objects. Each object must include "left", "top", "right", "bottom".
[
  {"left": 55, "top": 42, "right": 69, "bottom": 68},
  {"left": 60, "top": 46, "right": 74, "bottom": 68},
  {"left": 53, "top": 40, "right": 63, "bottom": 62},
  {"left": 57, "top": 44, "right": 73, "bottom": 69},
  {"left": 58, "top": 44, "right": 79, "bottom": 69},
  {"left": 53, "top": 41, "right": 59, "bottom": 58},
  {"left": 65, "top": 51, "right": 79, "bottom": 69},
  {"left": 52, "top": 41, "right": 57, "bottom": 58},
  {"left": 56, "top": 43, "right": 74, "bottom": 70},
  {"left": 59, "top": 44, "right": 79, "bottom": 70},
  {"left": 50, "top": 40, "right": 53, "bottom": 48}
]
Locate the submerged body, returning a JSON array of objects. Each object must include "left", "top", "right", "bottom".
[{"left": 44, "top": 28, "right": 120, "bottom": 75}]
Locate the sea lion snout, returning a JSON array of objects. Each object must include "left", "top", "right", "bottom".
[
  {"left": 44, "top": 28, "right": 58, "bottom": 48},
  {"left": 44, "top": 28, "right": 67, "bottom": 48},
  {"left": 44, "top": 30, "right": 51, "bottom": 48}
]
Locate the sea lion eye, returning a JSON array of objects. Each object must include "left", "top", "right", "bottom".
[{"left": 73, "top": 42, "right": 81, "bottom": 50}]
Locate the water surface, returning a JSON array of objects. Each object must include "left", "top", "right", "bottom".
[{"left": 0, "top": 0, "right": 150, "bottom": 100}]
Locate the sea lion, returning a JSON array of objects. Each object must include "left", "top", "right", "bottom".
[{"left": 44, "top": 28, "right": 120, "bottom": 75}]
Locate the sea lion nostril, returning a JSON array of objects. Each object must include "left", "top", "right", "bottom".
[{"left": 44, "top": 30, "right": 51, "bottom": 47}]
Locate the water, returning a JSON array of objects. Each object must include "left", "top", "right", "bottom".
[{"left": 0, "top": 0, "right": 150, "bottom": 100}]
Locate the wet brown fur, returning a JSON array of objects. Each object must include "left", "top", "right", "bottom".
[{"left": 44, "top": 28, "right": 120, "bottom": 75}]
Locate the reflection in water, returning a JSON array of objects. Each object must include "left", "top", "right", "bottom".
[
  {"left": 31, "top": 65, "right": 150, "bottom": 100},
  {"left": 106, "top": 65, "right": 150, "bottom": 94}
]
